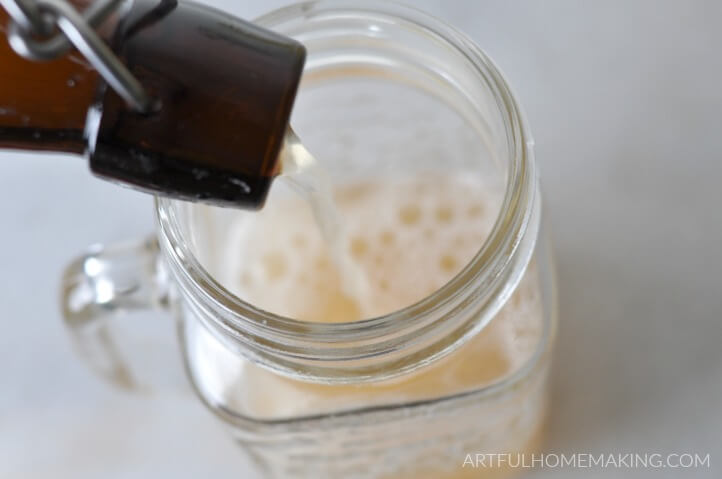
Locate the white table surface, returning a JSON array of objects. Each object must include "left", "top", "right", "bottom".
[{"left": 2, "top": 1, "right": 721, "bottom": 477}]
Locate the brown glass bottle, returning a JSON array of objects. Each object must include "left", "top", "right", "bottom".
[{"left": 0, "top": 0, "right": 306, "bottom": 208}]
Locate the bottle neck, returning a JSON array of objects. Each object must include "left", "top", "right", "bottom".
[{"left": 0, "top": 7, "right": 103, "bottom": 154}]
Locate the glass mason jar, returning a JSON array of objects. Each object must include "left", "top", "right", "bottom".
[{"left": 60, "top": 1, "right": 557, "bottom": 478}]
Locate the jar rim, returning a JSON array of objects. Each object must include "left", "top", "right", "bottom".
[{"left": 156, "top": 0, "right": 539, "bottom": 383}]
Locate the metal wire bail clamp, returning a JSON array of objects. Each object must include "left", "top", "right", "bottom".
[{"left": 2, "top": 0, "right": 154, "bottom": 112}]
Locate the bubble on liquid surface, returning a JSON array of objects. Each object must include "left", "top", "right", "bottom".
[
  {"left": 380, "top": 230, "right": 395, "bottom": 245},
  {"left": 435, "top": 205, "right": 454, "bottom": 223},
  {"left": 439, "top": 254, "right": 458, "bottom": 273},
  {"left": 350, "top": 236, "right": 369, "bottom": 258},
  {"left": 398, "top": 204, "right": 422, "bottom": 226},
  {"left": 468, "top": 203, "right": 484, "bottom": 218},
  {"left": 262, "top": 251, "right": 287, "bottom": 280}
]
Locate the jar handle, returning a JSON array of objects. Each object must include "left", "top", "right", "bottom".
[{"left": 59, "top": 236, "right": 170, "bottom": 391}]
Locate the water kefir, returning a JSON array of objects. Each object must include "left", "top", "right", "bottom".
[{"left": 211, "top": 147, "right": 546, "bottom": 478}]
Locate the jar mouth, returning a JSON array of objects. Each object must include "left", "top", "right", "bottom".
[{"left": 156, "top": 0, "right": 538, "bottom": 383}]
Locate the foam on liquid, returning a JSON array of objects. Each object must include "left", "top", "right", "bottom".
[
  {"left": 227, "top": 152, "right": 500, "bottom": 322},
  {"left": 214, "top": 152, "right": 544, "bottom": 419}
]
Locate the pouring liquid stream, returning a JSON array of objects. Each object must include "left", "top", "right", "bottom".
[{"left": 279, "top": 130, "right": 372, "bottom": 317}]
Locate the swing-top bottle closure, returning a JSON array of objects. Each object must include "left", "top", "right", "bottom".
[{"left": 0, "top": 0, "right": 306, "bottom": 208}]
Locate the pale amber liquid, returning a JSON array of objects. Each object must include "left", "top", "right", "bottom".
[{"left": 217, "top": 173, "right": 545, "bottom": 478}]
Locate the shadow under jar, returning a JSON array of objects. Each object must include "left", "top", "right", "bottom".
[{"left": 61, "top": 1, "right": 557, "bottom": 478}]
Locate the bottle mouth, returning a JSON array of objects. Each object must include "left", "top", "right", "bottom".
[{"left": 155, "top": 0, "right": 538, "bottom": 383}]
